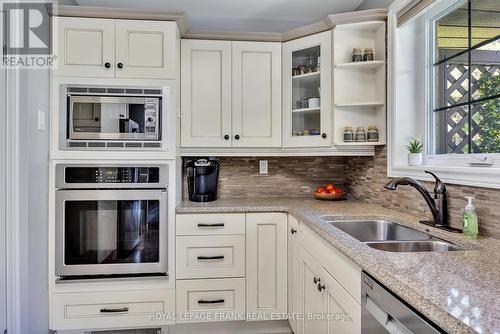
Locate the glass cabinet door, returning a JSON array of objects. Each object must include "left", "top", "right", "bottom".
[{"left": 283, "top": 31, "right": 332, "bottom": 147}]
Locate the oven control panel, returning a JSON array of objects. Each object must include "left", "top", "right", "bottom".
[{"left": 64, "top": 167, "right": 160, "bottom": 184}]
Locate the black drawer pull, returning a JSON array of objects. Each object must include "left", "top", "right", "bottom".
[
  {"left": 197, "top": 223, "right": 225, "bottom": 228},
  {"left": 197, "top": 255, "right": 225, "bottom": 260},
  {"left": 198, "top": 299, "right": 225, "bottom": 304},
  {"left": 100, "top": 307, "right": 129, "bottom": 313}
]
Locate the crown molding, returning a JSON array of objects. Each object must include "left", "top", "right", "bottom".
[{"left": 51, "top": 6, "right": 387, "bottom": 42}]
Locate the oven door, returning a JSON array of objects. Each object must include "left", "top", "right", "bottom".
[
  {"left": 55, "top": 189, "right": 167, "bottom": 277},
  {"left": 68, "top": 95, "right": 159, "bottom": 141}
]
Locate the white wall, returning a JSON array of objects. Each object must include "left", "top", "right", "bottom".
[
  {"left": 0, "top": 36, "right": 7, "bottom": 334},
  {"left": 357, "top": 0, "right": 395, "bottom": 10},
  {"left": 20, "top": 67, "right": 50, "bottom": 333}
]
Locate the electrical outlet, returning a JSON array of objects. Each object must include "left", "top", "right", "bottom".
[{"left": 259, "top": 160, "right": 268, "bottom": 174}]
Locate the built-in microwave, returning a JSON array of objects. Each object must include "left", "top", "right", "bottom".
[
  {"left": 55, "top": 164, "right": 169, "bottom": 279},
  {"left": 63, "top": 85, "right": 165, "bottom": 149}
]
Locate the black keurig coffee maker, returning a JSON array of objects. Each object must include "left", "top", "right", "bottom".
[{"left": 186, "top": 158, "right": 219, "bottom": 202}]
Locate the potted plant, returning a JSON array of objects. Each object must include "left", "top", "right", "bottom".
[{"left": 406, "top": 137, "right": 423, "bottom": 166}]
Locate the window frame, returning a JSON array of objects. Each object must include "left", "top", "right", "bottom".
[
  {"left": 427, "top": 0, "right": 500, "bottom": 160},
  {"left": 388, "top": 0, "right": 500, "bottom": 189}
]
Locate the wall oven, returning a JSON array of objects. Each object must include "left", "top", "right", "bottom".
[
  {"left": 62, "top": 85, "right": 165, "bottom": 149},
  {"left": 55, "top": 164, "right": 168, "bottom": 278}
]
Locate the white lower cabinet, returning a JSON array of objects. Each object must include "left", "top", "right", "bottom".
[
  {"left": 51, "top": 289, "right": 175, "bottom": 330},
  {"left": 246, "top": 213, "right": 288, "bottom": 317},
  {"left": 295, "top": 223, "right": 362, "bottom": 334},
  {"left": 288, "top": 215, "right": 301, "bottom": 333},
  {"left": 176, "top": 278, "right": 246, "bottom": 323}
]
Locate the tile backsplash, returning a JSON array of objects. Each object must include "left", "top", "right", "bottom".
[
  {"left": 182, "top": 156, "right": 344, "bottom": 198},
  {"left": 344, "top": 147, "right": 500, "bottom": 239},
  {"left": 182, "top": 151, "right": 500, "bottom": 239}
]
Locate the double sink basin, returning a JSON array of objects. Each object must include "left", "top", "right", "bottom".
[{"left": 322, "top": 217, "right": 462, "bottom": 252}]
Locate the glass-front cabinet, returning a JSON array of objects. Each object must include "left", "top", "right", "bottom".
[{"left": 282, "top": 31, "right": 332, "bottom": 147}]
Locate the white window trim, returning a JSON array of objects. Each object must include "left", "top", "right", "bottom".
[{"left": 388, "top": 0, "right": 500, "bottom": 189}]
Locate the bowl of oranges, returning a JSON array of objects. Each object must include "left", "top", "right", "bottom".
[{"left": 313, "top": 184, "right": 346, "bottom": 201}]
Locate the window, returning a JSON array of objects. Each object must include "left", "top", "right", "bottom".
[{"left": 432, "top": 0, "right": 499, "bottom": 155}]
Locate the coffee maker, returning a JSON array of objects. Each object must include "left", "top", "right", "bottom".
[{"left": 186, "top": 158, "right": 219, "bottom": 202}]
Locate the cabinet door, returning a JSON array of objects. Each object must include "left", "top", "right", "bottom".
[
  {"left": 246, "top": 213, "right": 287, "bottom": 317},
  {"left": 115, "top": 20, "right": 177, "bottom": 79},
  {"left": 299, "top": 246, "right": 327, "bottom": 334},
  {"left": 232, "top": 42, "right": 281, "bottom": 147},
  {"left": 53, "top": 17, "right": 115, "bottom": 77},
  {"left": 322, "top": 268, "right": 361, "bottom": 334},
  {"left": 282, "top": 31, "right": 332, "bottom": 148},
  {"left": 181, "top": 40, "right": 232, "bottom": 147},
  {"left": 288, "top": 216, "right": 300, "bottom": 333}
]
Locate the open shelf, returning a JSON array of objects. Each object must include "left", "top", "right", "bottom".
[
  {"left": 335, "top": 101, "right": 384, "bottom": 108},
  {"left": 335, "top": 60, "right": 385, "bottom": 70},
  {"left": 292, "top": 71, "right": 320, "bottom": 80},
  {"left": 336, "top": 141, "right": 385, "bottom": 146},
  {"left": 292, "top": 107, "right": 321, "bottom": 113}
]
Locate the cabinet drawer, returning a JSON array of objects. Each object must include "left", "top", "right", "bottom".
[
  {"left": 176, "top": 235, "right": 245, "bottom": 279},
  {"left": 51, "top": 289, "right": 175, "bottom": 330},
  {"left": 176, "top": 214, "right": 245, "bottom": 235},
  {"left": 176, "top": 278, "right": 245, "bottom": 322}
]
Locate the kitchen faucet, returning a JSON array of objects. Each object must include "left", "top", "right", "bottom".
[{"left": 384, "top": 171, "right": 462, "bottom": 232}]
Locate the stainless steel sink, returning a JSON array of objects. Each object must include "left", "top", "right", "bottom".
[
  {"left": 366, "top": 240, "right": 461, "bottom": 252},
  {"left": 321, "top": 217, "right": 462, "bottom": 252},
  {"left": 324, "top": 219, "right": 432, "bottom": 242}
]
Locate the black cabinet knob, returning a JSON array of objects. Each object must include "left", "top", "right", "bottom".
[
  {"left": 317, "top": 283, "right": 326, "bottom": 292},
  {"left": 313, "top": 277, "right": 320, "bottom": 284},
  {"left": 104, "top": 62, "right": 111, "bottom": 68},
  {"left": 235, "top": 135, "right": 240, "bottom": 140},
  {"left": 290, "top": 228, "right": 297, "bottom": 234},
  {"left": 322, "top": 133, "right": 327, "bottom": 139},
  {"left": 224, "top": 135, "right": 229, "bottom": 140},
  {"left": 117, "top": 62, "right": 123, "bottom": 69}
]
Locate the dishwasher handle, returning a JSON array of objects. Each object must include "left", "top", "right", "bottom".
[{"left": 365, "top": 295, "right": 412, "bottom": 334}]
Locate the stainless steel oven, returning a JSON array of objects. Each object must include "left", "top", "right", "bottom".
[{"left": 55, "top": 164, "right": 168, "bottom": 278}]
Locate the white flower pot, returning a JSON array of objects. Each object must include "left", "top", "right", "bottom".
[{"left": 408, "top": 153, "right": 423, "bottom": 166}]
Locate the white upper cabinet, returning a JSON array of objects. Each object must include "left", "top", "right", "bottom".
[
  {"left": 282, "top": 31, "right": 332, "bottom": 148},
  {"left": 180, "top": 40, "right": 232, "bottom": 147},
  {"left": 54, "top": 17, "right": 115, "bottom": 77},
  {"left": 180, "top": 40, "right": 281, "bottom": 148},
  {"left": 115, "top": 20, "right": 177, "bottom": 79},
  {"left": 232, "top": 42, "right": 282, "bottom": 147},
  {"left": 53, "top": 17, "right": 177, "bottom": 79}
]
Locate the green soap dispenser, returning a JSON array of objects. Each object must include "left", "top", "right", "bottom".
[{"left": 462, "top": 196, "right": 478, "bottom": 239}]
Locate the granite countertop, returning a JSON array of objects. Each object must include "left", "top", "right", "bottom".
[{"left": 177, "top": 197, "right": 500, "bottom": 334}]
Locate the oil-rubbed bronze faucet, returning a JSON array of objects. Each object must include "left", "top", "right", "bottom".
[{"left": 384, "top": 171, "right": 461, "bottom": 232}]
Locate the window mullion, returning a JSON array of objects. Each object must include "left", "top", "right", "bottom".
[{"left": 467, "top": 0, "right": 472, "bottom": 154}]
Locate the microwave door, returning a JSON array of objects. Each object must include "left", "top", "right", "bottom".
[
  {"left": 55, "top": 189, "right": 167, "bottom": 277},
  {"left": 69, "top": 96, "right": 149, "bottom": 141}
]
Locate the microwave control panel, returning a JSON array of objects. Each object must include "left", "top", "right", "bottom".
[{"left": 144, "top": 98, "right": 159, "bottom": 139}]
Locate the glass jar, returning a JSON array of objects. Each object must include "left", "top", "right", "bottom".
[
  {"left": 367, "top": 126, "right": 379, "bottom": 142},
  {"left": 344, "top": 127, "right": 354, "bottom": 142},
  {"left": 352, "top": 48, "right": 363, "bottom": 62},
  {"left": 363, "top": 48, "right": 374, "bottom": 61},
  {"left": 355, "top": 127, "right": 367, "bottom": 142}
]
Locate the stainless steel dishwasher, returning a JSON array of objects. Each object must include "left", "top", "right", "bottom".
[{"left": 361, "top": 272, "right": 443, "bottom": 334}]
